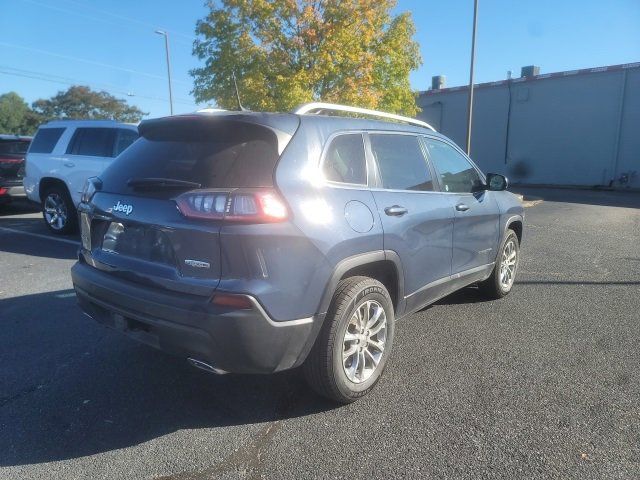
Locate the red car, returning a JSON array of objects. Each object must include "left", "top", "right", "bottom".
[{"left": 0, "top": 134, "right": 32, "bottom": 204}]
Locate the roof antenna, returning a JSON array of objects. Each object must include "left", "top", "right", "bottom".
[{"left": 232, "top": 72, "right": 247, "bottom": 111}]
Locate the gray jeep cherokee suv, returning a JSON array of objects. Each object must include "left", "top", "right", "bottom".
[{"left": 71, "top": 104, "right": 524, "bottom": 403}]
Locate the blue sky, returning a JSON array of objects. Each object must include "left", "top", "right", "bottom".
[{"left": 1, "top": 0, "right": 639, "bottom": 119}]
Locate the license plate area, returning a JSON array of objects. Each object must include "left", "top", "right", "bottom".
[
  {"left": 112, "top": 312, "right": 160, "bottom": 348},
  {"left": 101, "top": 221, "right": 176, "bottom": 266}
]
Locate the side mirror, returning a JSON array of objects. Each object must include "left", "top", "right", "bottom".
[{"left": 486, "top": 173, "right": 508, "bottom": 191}]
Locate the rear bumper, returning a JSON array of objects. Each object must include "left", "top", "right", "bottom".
[
  {"left": 22, "top": 174, "right": 40, "bottom": 203},
  {"left": 71, "top": 261, "right": 319, "bottom": 374},
  {"left": 0, "top": 179, "right": 25, "bottom": 202}
]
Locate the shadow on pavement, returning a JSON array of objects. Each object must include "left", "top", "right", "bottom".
[
  {"left": 517, "top": 280, "right": 640, "bottom": 285},
  {"left": 416, "top": 277, "right": 640, "bottom": 313},
  {"left": 0, "top": 198, "right": 39, "bottom": 216},
  {"left": 513, "top": 186, "right": 640, "bottom": 209},
  {"left": 0, "top": 289, "right": 337, "bottom": 467},
  {"left": 433, "top": 286, "right": 490, "bottom": 306},
  {"left": 0, "top": 218, "right": 78, "bottom": 260},
  {"left": 8, "top": 282, "right": 636, "bottom": 467}
]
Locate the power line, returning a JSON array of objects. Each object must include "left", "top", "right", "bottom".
[
  {"left": 59, "top": 0, "right": 196, "bottom": 42},
  {"left": 4, "top": 1, "right": 204, "bottom": 112},
  {"left": 18, "top": 0, "right": 138, "bottom": 33},
  {"left": 1, "top": 66, "right": 140, "bottom": 96},
  {"left": 0, "top": 42, "right": 190, "bottom": 86},
  {"left": 0, "top": 67, "right": 176, "bottom": 105},
  {"left": 0, "top": 66, "right": 200, "bottom": 107},
  {"left": 16, "top": 0, "right": 195, "bottom": 46}
]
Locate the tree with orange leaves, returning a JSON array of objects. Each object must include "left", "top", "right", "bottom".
[{"left": 192, "top": 0, "right": 422, "bottom": 116}]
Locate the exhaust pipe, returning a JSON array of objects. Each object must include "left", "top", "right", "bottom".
[{"left": 187, "top": 357, "right": 228, "bottom": 375}]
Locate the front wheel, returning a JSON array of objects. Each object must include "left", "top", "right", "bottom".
[
  {"left": 42, "top": 185, "right": 78, "bottom": 235},
  {"left": 479, "top": 229, "right": 520, "bottom": 299},
  {"left": 303, "top": 276, "right": 395, "bottom": 403}
]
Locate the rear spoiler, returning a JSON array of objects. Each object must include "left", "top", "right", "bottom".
[{"left": 138, "top": 113, "right": 300, "bottom": 156}]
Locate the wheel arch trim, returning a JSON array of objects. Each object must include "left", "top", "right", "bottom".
[
  {"left": 505, "top": 215, "right": 524, "bottom": 242},
  {"left": 317, "top": 250, "right": 405, "bottom": 317},
  {"left": 505, "top": 215, "right": 524, "bottom": 240},
  {"left": 39, "top": 176, "right": 72, "bottom": 199},
  {"left": 494, "top": 214, "right": 523, "bottom": 264},
  {"left": 293, "top": 250, "right": 405, "bottom": 369}
]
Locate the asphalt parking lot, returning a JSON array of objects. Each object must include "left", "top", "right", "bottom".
[{"left": 1, "top": 188, "right": 639, "bottom": 480}]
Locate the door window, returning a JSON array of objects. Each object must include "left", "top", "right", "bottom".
[
  {"left": 322, "top": 134, "right": 367, "bottom": 185},
  {"left": 369, "top": 134, "right": 434, "bottom": 191},
  {"left": 423, "top": 138, "right": 483, "bottom": 193},
  {"left": 66, "top": 128, "right": 115, "bottom": 157}
]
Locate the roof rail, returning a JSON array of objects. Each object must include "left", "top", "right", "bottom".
[
  {"left": 196, "top": 108, "right": 228, "bottom": 114},
  {"left": 293, "top": 102, "right": 436, "bottom": 131}
]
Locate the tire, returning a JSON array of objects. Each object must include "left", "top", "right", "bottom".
[
  {"left": 303, "top": 276, "right": 395, "bottom": 403},
  {"left": 479, "top": 229, "right": 520, "bottom": 299},
  {"left": 41, "top": 185, "right": 78, "bottom": 235}
]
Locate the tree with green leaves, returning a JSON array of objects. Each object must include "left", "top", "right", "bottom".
[
  {"left": 192, "top": 0, "right": 422, "bottom": 115},
  {"left": 31, "top": 86, "right": 146, "bottom": 123},
  {"left": 0, "top": 92, "right": 42, "bottom": 135}
]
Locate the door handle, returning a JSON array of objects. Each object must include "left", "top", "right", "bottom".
[
  {"left": 455, "top": 203, "right": 470, "bottom": 212},
  {"left": 64, "top": 162, "right": 75, "bottom": 168},
  {"left": 384, "top": 205, "right": 408, "bottom": 216}
]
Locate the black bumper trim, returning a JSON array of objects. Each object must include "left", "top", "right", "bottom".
[{"left": 72, "top": 262, "right": 316, "bottom": 374}]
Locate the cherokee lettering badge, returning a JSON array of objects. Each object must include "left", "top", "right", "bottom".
[
  {"left": 184, "top": 259, "right": 210, "bottom": 269},
  {"left": 112, "top": 201, "right": 133, "bottom": 215}
]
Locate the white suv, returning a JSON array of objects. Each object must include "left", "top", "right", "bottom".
[{"left": 24, "top": 120, "right": 138, "bottom": 234}]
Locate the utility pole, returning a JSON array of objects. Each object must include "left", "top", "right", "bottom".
[
  {"left": 155, "top": 30, "right": 174, "bottom": 115},
  {"left": 465, "top": 0, "right": 478, "bottom": 155}
]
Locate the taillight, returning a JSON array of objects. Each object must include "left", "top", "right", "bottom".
[
  {"left": 81, "top": 177, "right": 102, "bottom": 203},
  {"left": 175, "top": 189, "right": 288, "bottom": 222},
  {"left": 175, "top": 192, "right": 227, "bottom": 220},
  {"left": 0, "top": 157, "right": 23, "bottom": 164}
]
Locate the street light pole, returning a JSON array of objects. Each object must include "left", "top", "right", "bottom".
[
  {"left": 465, "top": 0, "right": 478, "bottom": 155},
  {"left": 155, "top": 30, "right": 174, "bottom": 115}
]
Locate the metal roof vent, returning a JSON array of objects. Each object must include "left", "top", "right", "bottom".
[
  {"left": 521, "top": 65, "right": 540, "bottom": 78},
  {"left": 431, "top": 75, "right": 446, "bottom": 90}
]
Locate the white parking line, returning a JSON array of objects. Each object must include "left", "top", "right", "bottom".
[{"left": 0, "top": 226, "right": 80, "bottom": 246}]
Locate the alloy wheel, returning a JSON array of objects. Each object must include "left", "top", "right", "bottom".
[
  {"left": 499, "top": 238, "right": 518, "bottom": 290},
  {"left": 44, "top": 193, "right": 68, "bottom": 231},
  {"left": 342, "top": 300, "right": 387, "bottom": 384}
]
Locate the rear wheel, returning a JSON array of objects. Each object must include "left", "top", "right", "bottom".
[
  {"left": 479, "top": 229, "right": 519, "bottom": 299},
  {"left": 303, "top": 276, "right": 395, "bottom": 403},
  {"left": 42, "top": 185, "right": 77, "bottom": 235}
]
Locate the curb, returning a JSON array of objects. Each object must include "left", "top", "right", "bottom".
[{"left": 515, "top": 193, "right": 543, "bottom": 208}]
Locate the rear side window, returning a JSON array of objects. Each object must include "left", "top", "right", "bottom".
[
  {"left": 423, "top": 138, "right": 483, "bottom": 193},
  {"left": 101, "top": 120, "right": 280, "bottom": 191},
  {"left": 114, "top": 129, "right": 139, "bottom": 156},
  {"left": 67, "top": 128, "right": 115, "bottom": 157},
  {"left": 369, "top": 134, "right": 434, "bottom": 191},
  {"left": 29, "top": 128, "right": 65, "bottom": 154},
  {"left": 322, "top": 134, "right": 367, "bottom": 185}
]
